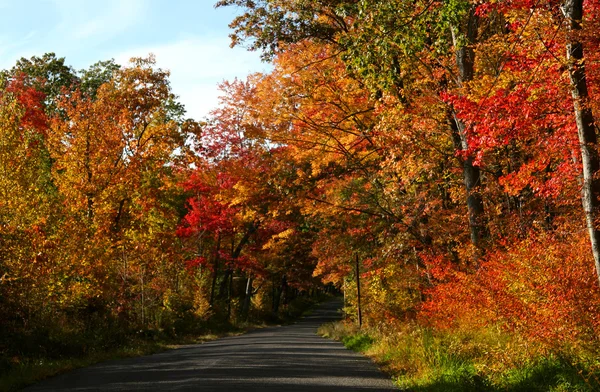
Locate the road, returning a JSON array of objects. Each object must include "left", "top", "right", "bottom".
[{"left": 25, "top": 299, "right": 397, "bottom": 391}]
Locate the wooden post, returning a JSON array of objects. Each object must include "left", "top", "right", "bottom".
[
  {"left": 356, "top": 253, "right": 362, "bottom": 328},
  {"left": 140, "top": 266, "right": 145, "bottom": 327},
  {"left": 227, "top": 269, "right": 233, "bottom": 321},
  {"left": 209, "top": 233, "right": 221, "bottom": 307},
  {"left": 343, "top": 279, "right": 347, "bottom": 318}
]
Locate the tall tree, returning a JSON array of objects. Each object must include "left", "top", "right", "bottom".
[
  {"left": 564, "top": 0, "right": 600, "bottom": 283},
  {"left": 217, "top": 0, "right": 491, "bottom": 251}
]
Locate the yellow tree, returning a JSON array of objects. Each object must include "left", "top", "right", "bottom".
[
  {"left": 48, "top": 56, "right": 191, "bottom": 325},
  {"left": 0, "top": 77, "right": 60, "bottom": 338}
]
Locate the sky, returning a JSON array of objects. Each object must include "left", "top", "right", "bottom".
[{"left": 0, "top": 0, "right": 270, "bottom": 120}]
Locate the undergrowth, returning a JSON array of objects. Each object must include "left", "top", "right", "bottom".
[
  {"left": 0, "top": 294, "right": 328, "bottom": 392},
  {"left": 318, "top": 321, "right": 600, "bottom": 391}
]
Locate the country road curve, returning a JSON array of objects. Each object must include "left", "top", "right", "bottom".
[{"left": 25, "top": 298, "right": 397, "bottom": 391}]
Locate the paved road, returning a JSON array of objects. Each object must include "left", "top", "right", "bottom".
[{"left": 25, "top": 299, "right": 397, "bottom": 391}]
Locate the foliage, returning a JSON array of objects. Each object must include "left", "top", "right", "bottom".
[
  {"left": 5, "top": 0, "right": 600, "bottom": 388},
  {"left": 319, "top": 320, "right": 600, "bottom": 391},
  {"left": 215, "top": 0, "right": 600, "bottom": 388}
]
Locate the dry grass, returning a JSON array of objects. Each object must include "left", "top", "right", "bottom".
[{"left": 318, "top": 320, "right": 600, "bottom": 391}]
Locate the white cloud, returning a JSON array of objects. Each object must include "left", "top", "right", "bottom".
[
  {"left": 0, "top": 1, "right": 268, "bottom": 121},
  {"left": 115, "top": 36, "right": 270, "bottom": 120},
  {"left": 51, "top": 0, "right": 146, "bottom": 41},
  {"left": 0, "top": 0, "right": 148, "bottom": 70}
]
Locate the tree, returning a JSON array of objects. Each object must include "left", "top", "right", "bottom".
[
  {"left": 47, "top": 56, "right": 192, "bottom": 324},
  {"left": 216, "top": 0, "right": 352, "bottom": 60},
  {"left": 1, "top": 53, "right": 78, "bottom": 111},
  {"left": 217, "top": 0, "right": 492, "bottom": 253},
  {"left": 564, "top": 0, "right": 600, "bottom": 283}
]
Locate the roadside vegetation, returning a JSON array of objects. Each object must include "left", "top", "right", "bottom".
[
  {"left": 5, "top": 1, "right": 600, "bottom": 391},
  {"left": 319, "top": 320, "right": 600, "bottom": 391},
  {"left": 1, "top": 294, "right": 327, "bottom": 392}
]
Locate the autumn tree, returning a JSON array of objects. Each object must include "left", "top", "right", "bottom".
[
  {"left": 564, "top": 0, "right": 600, "bottom": 282},
  {"left": 214, "top": 0, "right": 600, "bottom": 348},
  {"left": 45, "top": 56, "right": 192, "bottom": 326},
  {"left": 218, "top": 0, "right": 496, "bottom": 256}
]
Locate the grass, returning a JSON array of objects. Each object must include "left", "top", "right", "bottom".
[
  {"left": 318, "top": 321, "right": 600, "bottom": 392},
  {"left": 342, "top": 333, "right": 375, "bottom": 352}
]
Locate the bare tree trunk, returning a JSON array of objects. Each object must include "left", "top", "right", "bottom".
[{"left": 565, "top": 0, "right": 600, "bottom": 283}]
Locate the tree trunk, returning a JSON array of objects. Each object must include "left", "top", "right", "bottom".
[
  {"left": 218, "top": 224, "right": 257, "bottom": 299},
  {"left": 85, "top": 132, "right": 94, "bottom": 222},
  {"left": 209, "top": 233, "right": 221, "bottom": 307},
  {"left": 241, "top": 276, "right": 253, "bottom": 320},
  {"left": 227, "top": 269, "right": 233, "bottom": 321},
  {"left": 272, "top": 274, "right": 286, "bottom": 316},
  {"left": 112, "top": 199, "right": 126, "bottom": 233},
  {"left": 449, "top": 113, "right": 487, "bottom": 247},
  {"left": 450, "top": 9, "right": 488, "bottom": 249},
  {"left": 218, "top": 268, "right": 231, "bottom": 299},
  {"left": 565, "top": 0, "right": 600, "bottom": 283}
]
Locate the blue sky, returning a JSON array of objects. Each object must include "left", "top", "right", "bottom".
[{"left": 0, "top": 0, "right": 269, "bottom": 120}]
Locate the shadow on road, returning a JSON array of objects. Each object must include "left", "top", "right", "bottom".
[{"left": 25, "top": 298, "right": 397, "bottom": 391}]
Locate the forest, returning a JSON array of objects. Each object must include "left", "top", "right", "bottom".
[{"left": 3, "top": 0, "right": 600, "bottom": 389}]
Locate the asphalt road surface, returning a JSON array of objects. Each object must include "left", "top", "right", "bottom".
[{"left": 25, "top": 298, "right": 397, "bottom": 391}]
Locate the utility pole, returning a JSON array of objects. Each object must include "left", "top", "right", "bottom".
[{"left": 355, "top": 253, "right": 362, "bottom": 328}]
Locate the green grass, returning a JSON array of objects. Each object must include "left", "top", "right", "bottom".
[
  {"left": 318, "top": 321, "right": 600, "bottom": 392},
  {"left": 402, "top": 357, "right": 598, "bottom": 392},
  {"left": 342, "top": 333, "right": 375, "bottom": 352},
  {"left": 498, "top": 357, "right": 599, "bottom": 392}
]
